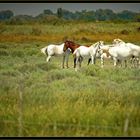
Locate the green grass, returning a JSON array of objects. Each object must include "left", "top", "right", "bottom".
[
  {"left": 1, "top": 22, "right": 139, "bottom": 35},
  {"left": 0, "top": 22, "right": 140, "bottom": 136},
  {"left": 0, "top": 22, "right": 140, "bottom": 44}
]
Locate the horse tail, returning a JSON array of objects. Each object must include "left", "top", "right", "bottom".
[{"left": 41, "top": 46, "right": 48, "bottom": 56}]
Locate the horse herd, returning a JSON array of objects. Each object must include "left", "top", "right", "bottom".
[{"left": 41, "top": 39, "right": 140, "bottom": 71}]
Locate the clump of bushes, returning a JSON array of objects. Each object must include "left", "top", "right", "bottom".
[
  {"left": 120, "top": 29, "right": 130, "bottom": 35},
  {"left": 81, "top": 37, "right": 92, "bottom": 43},
  {"left": 31, "top": 27, "right": 42, "bottom": 35},
  {"left": 136, "top": 27, "right": 140, "bottom": 32},
  {"left": 0, "top": 49, "right": 9, "bottom": 56},
  {"left": 36, "top": 63, "right": 57, "bottom": 71}
]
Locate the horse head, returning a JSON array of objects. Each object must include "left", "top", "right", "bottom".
[
  {"left": 64, "top": 40, "right": 79, "bottom": 53},
  {"left": 113, "top": 38, "right": 124, "bottom": 45},
  {"left": 64, "top": 40, "right": 73, "bottom": 51},
  {"left": 95, "top": 41, "right": 104, "bottom": 49},
  {"left": 99, "top": 41, "right": 104, "bottom": 47},
  {"left": 96, "top": 41, "right": 104, "bottom": 55}
]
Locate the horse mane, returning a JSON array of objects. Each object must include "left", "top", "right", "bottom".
[
  {"left": 114, "top": 38, "right": 125, "bottom": 44},
  {"left": 65, "top": 40, "right": 80, "bottom": 46},
  {"left": 94, "top": 42, "right": 99, "bottom": 47},
  {"left": 64, "top": 40, "right": 81, "bottom": 53},
  {"left": 91, "top": 41, "right": 103, "bottom": 48}
]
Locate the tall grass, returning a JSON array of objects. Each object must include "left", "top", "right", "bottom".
[
  {"left": 0, "top": 22, "right": 140, "bottom": 136},
  {"left": 0, "top": 22, "right": 140, "bottom": 44}
]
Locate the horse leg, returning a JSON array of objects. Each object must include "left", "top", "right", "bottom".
[
  {"left": 101, "top": 55, "right": 104, "bottom": 68},
  {"left": 74, "top": 57, "right": 76, "bottom": 68},
  {"left": 66, "top": 55, "right": 69, "bottom": 68},
  {"left": 62, "top": 55, "right": 65, "bottom": 69},
  {"left": 91, "top": 56, "right": 95, "bottom": 64},
  {"left": 65, "top": 50, "right": 70, "bottom": 68},
  {"left": 75, "top": 57, "right": 79, "bottom": 71},
  {"left": 130, "top": 57, "right": 133, "bottom": 68},
  {"left": 138, "top": 58, "right": 140, "bottom": 68},
  {"left": 134, "top": 57, "right": 139, "bottom": 68},
  {"left": 119, "top": 59, "right": 123, "bottom": 68},
  {"left": 88, "top": 58, "right": 91, "bottom": 65},
  {"left": 79, "top": 56, "right": 83, "bottom": 67},
  {"left": 113, "top": 57, "right": 117, "bottom": 67},
  {"left": 93, "top": 56, "right": 96, "bottom": 64},
  {"left": 77, "top": 57, "right": 80, "bottom": 68},
  {"left": 124, "top": 60, "right": 127, "bottom": 68},
  {"left": 46, "top": 55, "right": 51, "bottom": 62},
  {"left": 66, "top": 52, "right": 70, "bottom": 68},
  {"left": 117, "top": 59, "right": 121, "bottom": 67},
  {"left": 137, "top": 58, "right": 140, "bottom": 68},
  {"left": 134, "top": 57, "right": 137, "bottom": 68}
]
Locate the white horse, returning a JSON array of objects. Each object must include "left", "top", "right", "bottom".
[
  {"left": 99, "top": 40, "right": 140, "bottom": 68},
  {"left": 41, "top": 43, "right": 71, "bottom": 68},
  {"left": 113, "top": 39, "right": 140, "bottom": 67},
  {"left": 113, "top": 38, "right": 126, "bottom": 46},
  {"left": 73, "top": 41, "right": 103, "bottom": 71},
  {"left": 88, "top": 43, "right": 113, "bottom": 67},
  {"left": 98, "top": 44, "right": 113, "bottom": 68},
  {"left": 89, "top": 39, "right": 129, "bottom": 68}
]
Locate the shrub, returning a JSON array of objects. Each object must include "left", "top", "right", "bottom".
[
  {"left": 0, "top": 49, "right": 9, "bottom": 56},
  {"left": 36, "top": 63, "right": 57, "bottom": 71},
  {"left": 17, "top": 63, "right": 36, "bottom": 73},
  {"left": 136, "top": 27, "right": 140, "bottom": 32},
  {"left": 120, "top": 29, "right": 130, "bottom": 35},
  {"left": 81, "top": 37, "right": 92, "bottom": 42},
  {"left": 31, "top": 27, "right": 42, "bottom": 35},
  {"left": 10, "top": 50, "right": 25, "bottom": 57}
]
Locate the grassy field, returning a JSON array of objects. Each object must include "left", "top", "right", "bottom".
[
  {"left": 0, "top": 21, "right": 140, "bottom": 136},
  {"left": 0, "top": 21, "right": 140, "bottom": 44}
]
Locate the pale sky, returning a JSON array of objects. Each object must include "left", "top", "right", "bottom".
[{"left": 0, "top": 3, "right": 139, "bottom": 16}]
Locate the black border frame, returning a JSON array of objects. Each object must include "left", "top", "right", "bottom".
[
  {"left": 0, "top": 0, "right": 140, "bottom": 2},
  {"left": 0, "top": 0, "right": 139, "bottom": 139}
]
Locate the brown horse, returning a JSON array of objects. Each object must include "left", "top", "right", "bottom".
[
  {"left": 63, "top": 40, "right": 80, "bottom": 68},
  {"left": 63, "top": 40, "right": 80, "bottom": 53},
  {"left": 63, "top": 40, "right": 91, "bottom": 68},
  {"left": 63, "top": 40, "right": 83, "bottom": 68}
]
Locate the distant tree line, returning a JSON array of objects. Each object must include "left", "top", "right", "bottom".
[
  {"left": 0, "top": 8, "right": 140, "bottom": 24},
  {"left": 0, "top": 10, "right": 14, "bottom": 20}
]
